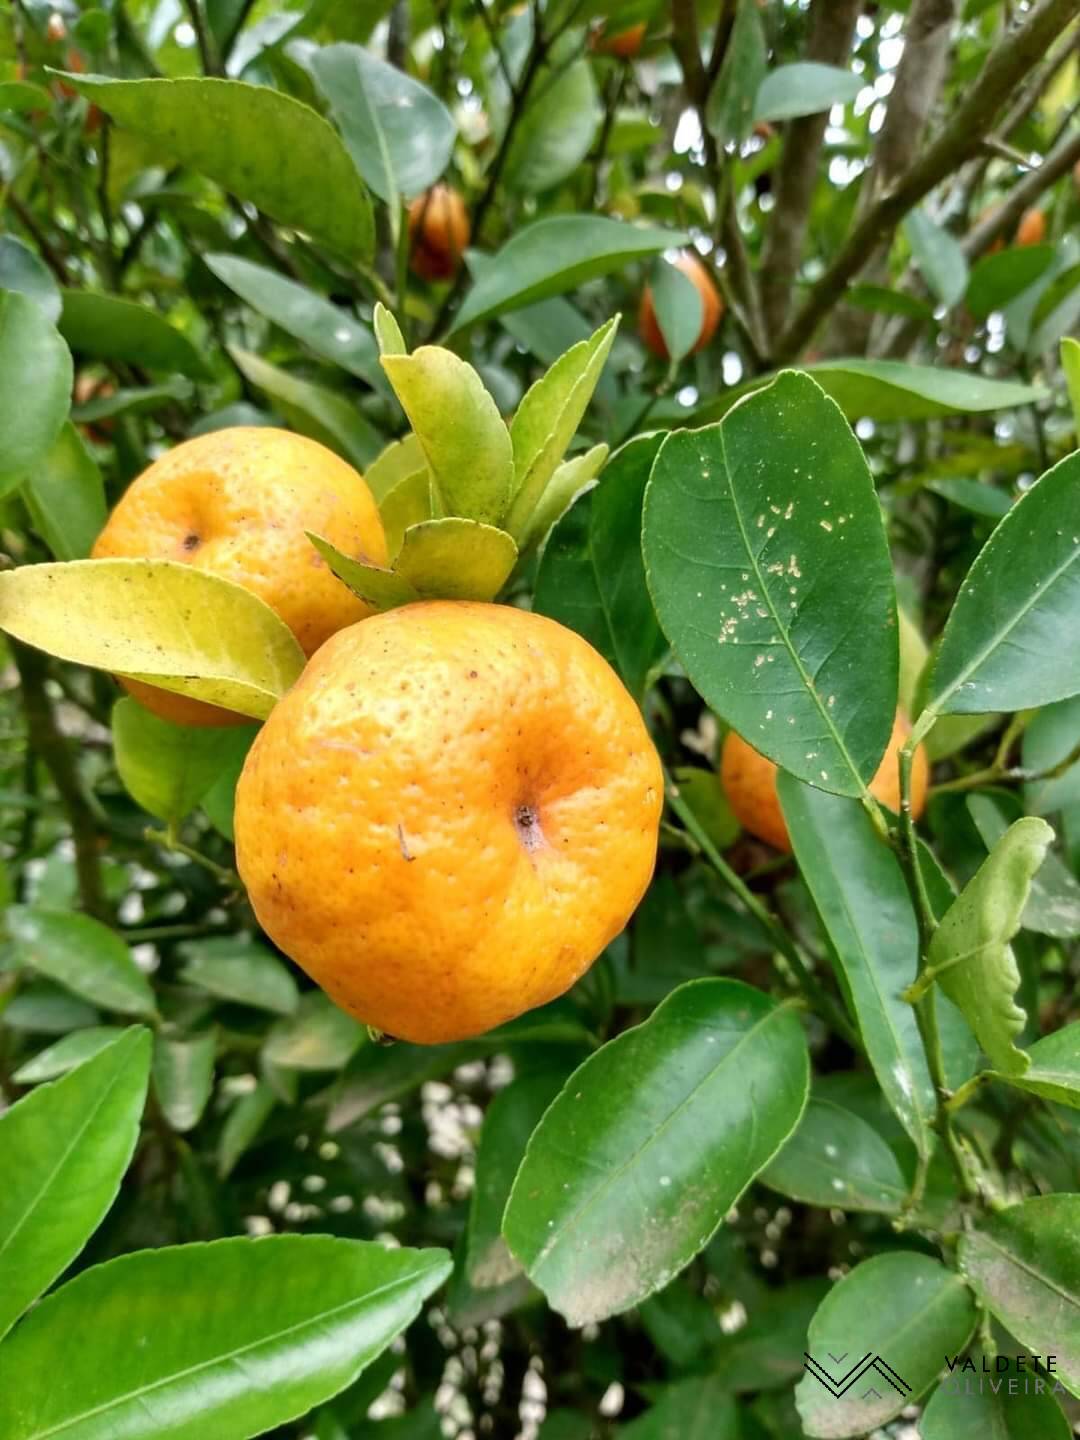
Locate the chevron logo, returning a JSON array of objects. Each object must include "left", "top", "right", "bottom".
[{"left": 803, "top": 1352, "right": 912, "bottom": 1399}]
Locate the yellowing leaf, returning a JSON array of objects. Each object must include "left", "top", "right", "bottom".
[
  {"left": 381, "top": 348, "right": 514, "bottom": 524},
  {"left": 506, "top": 317, "right": 618, "bottom": 541},
  {"left": 0, "top": 560, "right": 305, "bottom": 720},
  {"left": 924, "top": 816, "right": 1053, "bottom": 1075},
  {"left": 307, "top": 533, "right": 420, "bottom": 611},
  {"left": 395, "top": 519, "right": 518, "bottom": 600}
]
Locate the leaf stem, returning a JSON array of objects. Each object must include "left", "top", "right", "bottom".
[
  {"left": 665, "top": 772, "right": 861, "bottom": 1049},
  {"left": 146, "top": 825, "right": 240, "bottom": 888}
]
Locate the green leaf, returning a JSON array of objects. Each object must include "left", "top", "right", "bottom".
[
  {"left": 705, "top": 0, "right": 767, "bottom": 144},
  {"left": 264, "top": 992, "right": 364, "bottom": 1072},
  {"left": 0, "top": 235, "right": 61, "bottom": 323},
  {"left": 926, "top": 452, "right": 1080, "bottom": 716},
  {"left": 968, "top": 792, "right": 1080, "bottom": 940},
  {"left": 75, "top": 382, "right": 193, "bottom": 423},
  {"left": 381, "top": 467, "right": 438, "bottom": 561},
  {"left": 309, "top": 44, "right": 456, "bottom": 209},
  {"left": 648, "top": 257, "right": 704, "bottom": 364},
  {"left": 12, "top": 1027, "right": 127, "bottom": 1084},
  {"left": 522, "top": 441, "right": 608, "bottom": 551},
  {"left": 534, "top": 432, "right": 666, "bottom": 699},
  {"left": 229, "top": 348, "right": 383, "bottom": 469},
  {"left": 966, "top": 245, "right": 1056, "bottom": 320},
  {"left": 505, "top": 317, "right": 618, "bottom": 541},
  {"left": 327, "top": 1040, "right": 482, "bottom": 1133},
  {"left": 505, "top": 58, "right": 600, "bottom": 196},
  {"left": 218, "top": 1082, "right": 276, "bottom": 1179},
  {"left": 307, "top": 532, "right": 421, "bottom": 611},
  {"left": 693, "top": 360, "right": 1048, "bottom": 424},
  {"left": 381, "top": 348, "right": 513, "bottom": 523},
  {"left": 777, "top": 777, "right": 935, "bottom": 1156},
  {"left": 620, "top": 1377, "right": 739, "bottom": 1439},
  {"left": 644, "top": 370, "right": 897, "bottom": 797},
  {"left": 924, "top": 816, "right": 1053, "bottom": 1075},
  {"left": 58, "top": 291, "right": 210, "bottom": 379},
  {"left": 0, "top": 559, "right": 306, "bottom": 721},
  {"left": 713, "top": 1278, "right": 829, "bottom": 1393},
  {"left": 113, "top": 698, "right": 255, "bottom": 824},
  {"left": 373, "top": 303, "right": 406, "bottom": 357},
  {"left": 921, "top": 1351, "right": 1072, "bottom": 1440},
  {"left": 904, "top": 210, "right": 969, "bottom": 309},
  {"left": 0, "top": 291, "right": 72, "bottom": 493},
  {"left": 760, "top": 1095, "right": 909, "bottom": 1214},
  {"left": 201, "top": 731, "right": 255, "bottom": 842},
  {"left": 0, "top": 1235, "right": 452, "bottom": 1440},
  {"left": 395, "top": 518, "right": 518, "bottom": 601},
  {"left": 153, "top": 1030, "right": 217, "bottom": 1132},
  {"left": 452, "top": 216, "right": 687, "bottom": 332},
  {"left": 0, "top": 81, "right": 52, "bottom": 114},
  {"left": 204, "top": 256, "right": 382, "bottom": 388},
  {"left": 4, "top": 985, "right": 100, "bottom": 1036},
  {"left": 365, "top": 433, "right": 426, "bottom": 503},
  {"left": 467, "top": 1069, "right": 566, "bottom": 1290},
  {"left": 502, "top": 978, "right": 808, "bottom": 1327},
  {"left": 1024, "top": 695, "right": 1080, "bottom": 815},
  {"left": 64, "top": 73, "right": 374, "bottom": 261},
  {"left": 925, "top": 476, "right": 1012, "bottom": 520},
  {"left": 795, "top": 1252, "right": 977, "bottom": 1437},
  {"left": 22, "top": 421, "right": 106, "bottom": 561},
  {"left": 0, "top": 1028, "right": 151, "bottom": 1344},
  {"left": 1029, "top": 261, "right": 1080, "bottom": 358},
  {"left": 753, "top": 62, "right": 861, "bottom": 123},
  {"left": 8, "top": 907, "right": 157, "bottom": 1019},
  {"left": 997, "top": 1022, "right": 1080, "bottom": 1109},
  {"left": 178, "top": 936, "right": 299, "bottom": 1016},
  {"left": 959, "top": 1195, "right": 1080, "bottom": 1397},
  {"left": 1063, "top": 337, "right": 1080, "bottom": 434}
]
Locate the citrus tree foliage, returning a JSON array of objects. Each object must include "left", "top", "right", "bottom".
[{"left": 1, "top": 1, "right": 1080, "bottom": 1437}]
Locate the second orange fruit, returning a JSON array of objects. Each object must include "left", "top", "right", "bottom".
[
  {"left": 720, "top": 711, "right": 929, "bottom": 851},
  {"left": 92, "top": 427, "right": 387, "bottom": 726},
  {"left": 639, "top": 252, "right": 723, "bottom": 360}
]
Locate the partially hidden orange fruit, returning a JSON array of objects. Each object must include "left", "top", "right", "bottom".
[
  {"left": 407, "top": 184, "right": 470, "bottom": 282},
  {"left": 92, "top": 427, "right": 387, "bottom": 727},
  {"left": 1016, "top": 207, "right": 1047, "bottom": 246},
  {"left": 235, "top": 602, "right": 664, "bottom": 1043},
  {"left": 591, "top": 21, "right": 647, "bottom": 57},
  {"left": 639, "top": 252, "right": 724, "bottom": 360},
  {"left": 720, "top": 710, "right": 929, "bottom": 852}
]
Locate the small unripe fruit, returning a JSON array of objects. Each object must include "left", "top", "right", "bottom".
[
  {"left": 407, "top": 184, "right": 470, "bottom": 283},
  {"left": 1016, "top": 207, "right": 1047, "bottom": 247},
  {"left": 638, "top": 252, "right": 723, "bottom": 360},
  {"left": 590, "top": 21, "right": 647, "bottom": 58},
  {"left": 720, "top": 711, "right": 929, "bottom": 852}
]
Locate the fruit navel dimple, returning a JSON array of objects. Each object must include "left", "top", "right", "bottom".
[{"left": 514, "top": 803, "right": 544, "bottom": 852}]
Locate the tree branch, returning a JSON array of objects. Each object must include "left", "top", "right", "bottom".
[
  {"left": 962, "top": 124, "right": 1080, "bottom": 260},
  {"left": 12, "top": 640, "right": 107, "bottom": 921},
  {"left": 773, "top": 0, "right": 1079, "bottom": 362},
  {"left": 759, "top": 0, "right": 862, "bottom": 345}
]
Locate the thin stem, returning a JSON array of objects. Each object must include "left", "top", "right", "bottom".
[
  {"left": 666, "top": 772, "right": 862, "bottom": 1049},
  {"left": 145, "top": 825, "right": 239, "bottom": 888},
  {"left": 182, "top": 0, "right": 222, "bottom": 76},
  {"left": 12, "top": 640, "right": 107, "bottom": 921}
]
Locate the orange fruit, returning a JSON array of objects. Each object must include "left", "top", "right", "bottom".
[
  {"left": 639, "top": 252, "right": 724, "bottom": 360},
  {"left": 720, "top": 711, "right": 929, "bottom": 852},
  {"left": 591, "top": 21, "right": 647, "bottom": 57},
  {"left": 407, "top": 184, "right": 470, "bottom": 282},
  {"left": 234, "top": 602, "right": 663, "bottom": 1043},
  {"left": 1016, "top": 207, "right": 1046, "bottom": 246},
  {"left": 92, "top": 427, "right": 387, "bottom": 727}
]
